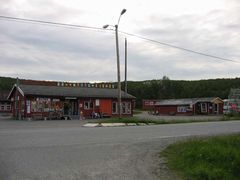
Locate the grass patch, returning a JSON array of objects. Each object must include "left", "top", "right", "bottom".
[
  {"left": 91, "top": 117, "right": 161, "bottom": 125},
  {"left": 90, "top": 117, "right": 231, "bottom": 125},
  {"left": 89, "top": 114, "right": 239, "bottom": 126},
  {"left": 223, "top": 114, "right": 240, "bottom": 121},
  {"left": 133, "top": 109, "right": 145, "bottom": 115},
  {"left": 161, "top": 134, "right": 240, "bottom": 180},
  {"left": 90, "top": 117, "right": 200, "bottom": 125}
]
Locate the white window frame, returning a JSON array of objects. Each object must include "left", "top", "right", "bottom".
[
  {"left": 84, "top": 101, "right": 93, "bottom": 110},
  {"left": 112, "top": 102, "right": 132, "bottom": 114},
  {"left": 1, "top": 104, "right": 4, "bottom": 111},
  {"left": 6, "top": 105, "right": 11, "bottom": 110},
  {"left": 122, "top": 102, "right": 131, "bottom": 114},
  {"left": 177, "top": 106, "right": 187, "bottom": 113},
  {"left": 95, "top": 99, "right": 100, "bottom": 106},
  {"left": 201, "top": 103, "right": 207, "bottom": 113}
]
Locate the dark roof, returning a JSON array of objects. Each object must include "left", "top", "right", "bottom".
[
  {"left": 155, "top": 97, "right": 222, "bottom": 106},
  {"left": 16, "top": 84, "right": 135, "bottom": 99},
  {"left": 0, "top": 90, "right": 11, "bottom": 101}
]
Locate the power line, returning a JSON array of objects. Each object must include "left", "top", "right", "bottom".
[
  {"left": 120, "top": 31, "right": 239, "bottom": 63},
  {"left": 0, "top": 15, "right": 106, "bottom": 32},
  {"left": 0, "top": 15, "right": 239, "bottom": 63}
]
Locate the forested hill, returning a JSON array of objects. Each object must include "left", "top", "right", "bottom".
[
  {"left": 0, "top": 76, "right": 16, "bottom": 91},
  {"left": 1, "top": 76, "right": 240, "bottom": 107},
  {"left": 127, "top": 77, "right": 240, "bottom": 107}
]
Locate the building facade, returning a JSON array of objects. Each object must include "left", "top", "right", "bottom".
[
  {"left": 154, "top": 97, "right": 223, "bottom": 115},
  {"left": 8, "top": 83, "right": 135, "bottom": 120}
]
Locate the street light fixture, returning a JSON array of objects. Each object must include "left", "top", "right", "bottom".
[
  {"left": 103, "top": 9, "right": 127, "bottom": 119},
  {"left": 102, "top": 24, "right": 109, "bottom": 29}
]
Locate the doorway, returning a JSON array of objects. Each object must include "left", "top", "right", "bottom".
[
  {"left": 64, "top": 100, "right": 78, "bottom": 116},
  {"left": 214, "top": 103, "right": 219, "bottom": 114}
]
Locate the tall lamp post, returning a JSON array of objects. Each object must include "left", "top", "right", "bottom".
[{"left": 103, "top": 9, "right": 127, "bottom": 119}]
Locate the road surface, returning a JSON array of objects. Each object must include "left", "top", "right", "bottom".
[{"left": 0, "top": 119, "right": 240, "bottom": 180}]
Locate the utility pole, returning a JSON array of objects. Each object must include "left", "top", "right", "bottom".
[
  {"left": 115, "top": 24, "right": 122, "bottom": 118},
  {"left": 15, "top": 77, "right": 19, "bottom": 120},
  {"left": 103, "top": 9, "right": 127, "bottom": 119},
  {"left": 124, "top": 38, "right": 127, "bottom": 93}
]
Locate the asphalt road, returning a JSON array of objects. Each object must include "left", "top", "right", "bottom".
[{"left": 0, "top": 119, "right": 240, "bottom": 180}]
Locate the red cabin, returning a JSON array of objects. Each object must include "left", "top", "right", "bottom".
[{"left": 154, "top": 97, "right": 223, "bottom": 116}]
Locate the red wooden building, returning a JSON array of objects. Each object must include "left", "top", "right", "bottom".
[
  {"left": 8, "top": 83, "right": 135, "bottom": 120},
  {"left": 154, "top": 97, "right": 223, "bottom": 115}
]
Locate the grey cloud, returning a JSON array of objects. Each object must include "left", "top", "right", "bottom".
[
  {"left": 0, "top": 19, "right": 116, "bottom": 59},
  {"left": 137, "top": 10, "right": 240, "bottom": 60},
  {"left": 0, "top": 23, "right": 118, "bottom": 82},
  {"left": 0, "top": 0, "right": 239, "bottom": 81},
  {"left": 0, "top": 0, "right": 84, "bottom": 22}
]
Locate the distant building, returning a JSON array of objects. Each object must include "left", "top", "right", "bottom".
[
  {"left": 154, "top": 97, "right": 223, "bottom": 115},
  {"left": 142, "top": 99, "right": 158, "bottom": 110},
  {"left": 8, "top": 82, "right": 135, "bottom": 120},
  {"left": 0, "top": 90, "right": 12, "bottom": 115},
  {"left": 224, "top": 89, "right": 240, "bottom": 114}
]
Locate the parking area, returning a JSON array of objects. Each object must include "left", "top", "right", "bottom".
[{"left": 134, "top": 111, "right": 223, "bottom": 121}]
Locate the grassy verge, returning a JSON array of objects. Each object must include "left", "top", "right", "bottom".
[
  {"left": 161, "top": 134, "right": 240, "bottom": 180},
  {"left": 89, "top": 114, "right": 240, "bottom": 125},
  {"left": 90, "top": 117, "right": 226, "bottom": 125},
  {"left": 133, "top": 109, "right": 145, "bottom": 115},
  {"left": 90, "top": 117, "right": 162, "bottom": 125},
  {"left": 89, "top": 117, "right": 204, "bottom": 125},
  {"left": 223, "top": 114, "right": 240, "bottom": 121}
]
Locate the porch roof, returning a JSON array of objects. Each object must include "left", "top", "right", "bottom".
[{"left": 10, "top": 84, "right": 136, "bottom": 99}]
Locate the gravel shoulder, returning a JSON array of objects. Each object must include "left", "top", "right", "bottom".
[{"left": 135, "top": 111, "right": 223, "bottom": 121}]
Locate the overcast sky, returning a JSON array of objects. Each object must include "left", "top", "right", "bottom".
[{"left": 0, "top": 0, "right": 239, "bottom": 82}]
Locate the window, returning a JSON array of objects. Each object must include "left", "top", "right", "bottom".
[
  {"left": 201, "top": 103, "right": 207, "bottom": 113},
  {"left": 112, "top": 102, "right": 118, "bottom": 114},
  {"left": 52, "top": 99, "right": 63, "bottom": 112},
  {"left": 1, "top": 104, "right": 4, "bottom": 111},
  {"left": 112, "top": 102, "right": 131, "bottom": 114},
  {"left": 31, "top": 101, "right": 37, "bottom": 112},
  {"left": 31, "top": 98, "right": 51, "bottom": 112},
  {"left": 6, "top": 105, "right": 11, "bottom": 110},
  {"left": 0, "top": 103, "right": 11, "bottom": 111},
  {"left": 84, "top": 101, "right": 93, "bottom": 110},
  {"left": 122, "top": 102, "right": 131, "bottom": 114},
  {"left": 95, "top": 99, "right": 100, "bottom": 106},
  {"left": 177, "top": 106, "right": 187, "bottom": 113}
]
